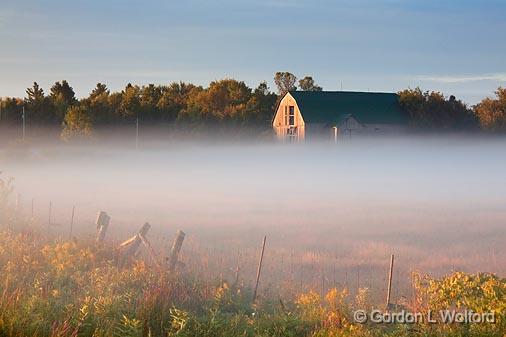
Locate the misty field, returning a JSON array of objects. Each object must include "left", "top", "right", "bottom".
[{"left": 1, "top": 134, "right": 505, "bottom": 336}]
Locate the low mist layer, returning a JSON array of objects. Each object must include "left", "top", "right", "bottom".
[{"left": 2, "top": 133, "right": 505, "bottom": 299}]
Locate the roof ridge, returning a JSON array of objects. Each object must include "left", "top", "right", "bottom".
[
  {"left": 289, "top": 90, "right": 397, "bottom": 95},
  {"left": 287, "top": 90, "right": 407, "bottom": 125}
]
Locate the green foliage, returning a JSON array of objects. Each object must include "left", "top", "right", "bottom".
[
  {"left": 0, "top": 97, "right": 24, "bottom": 124},
  {"left": 474, "top": 87, "right": 506, "bottom": 132},
  {"left": 176, "top": 79, "right": 276, "bottom": 126},
  {"left": 186, "top": 79, "right": 252, "bottom": 121},
  {"left": 414, "top": 271, "right": 506, "bottom": 335},
  {"left": 49, "top": 80, "right": 77, "bottom": 121},
  {"left": 81, "top": 83, "right": 115, "bottom": 124},
  {"left": 114, "top": 315, "right": 142, "bottom": 337},
  {"left": 299, "top": 76, "right": 323, "bottom": 92},
  {"left": 25, "top": 82, "right": 45, "bottom": 106},
  {"left": 61, "top": 105, "right": 93, "bottom": 140},
  {"left": 25, "top": 82, "right": 54, "bottom": 123},
  {"left": 77, "top": 79, "right": 276, "bottom": 128},
  {"left": 157, "top": 82, "right": 199, "bottom": 122},
  {"left": 0, "top": 230, "right": 503, "bottom": 337},
  {"left": 0, "top": 231, "right": 204, "bottom": 337},
  {"left": 7, "top": 76, "right": 501, "bottom": 133},
  {"left": 244, "top": 82, "right": 278, "bottom": 124},
  {"left": 274, "top": 72, "right": 297, "bottom": 96},
  {"left": 119, "top": 83, "right": 141, "bottom": 120},
  {"left": 398, "top": 88, "right": 477, "bottom": 129}
]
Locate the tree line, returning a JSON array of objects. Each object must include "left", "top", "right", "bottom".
[
  {"left": 0, "top": 71, "right": 505, "bottom": 138},
  {"left": 398, "top": 87, "right": 506, "bottom": 131}
]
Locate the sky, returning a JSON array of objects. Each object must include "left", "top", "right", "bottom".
[{"left": 0, "top": 0, "right": 505, "bottom": 104}]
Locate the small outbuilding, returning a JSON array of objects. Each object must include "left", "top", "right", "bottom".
[{"left": 272, "top": 91, "right": 408, "bottom": 141}]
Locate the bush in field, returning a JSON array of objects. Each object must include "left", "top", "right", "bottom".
[
  {"left": 413, "top": 271, "right": 506, "bottom": 336},
  {"left": 0, "top": 230, "right": 206, "bottom": 337}
]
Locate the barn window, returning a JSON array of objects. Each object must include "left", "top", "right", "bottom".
[
  {"left": 289, "top": 106, "right": 295, "bottom": 125},
  {"left": 284, "top": 106, "right": 288, "bottom": 125}
]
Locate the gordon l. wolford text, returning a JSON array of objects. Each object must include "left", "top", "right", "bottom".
[{"left": 353, "top": 309, "right": 496, "bottom": 324}]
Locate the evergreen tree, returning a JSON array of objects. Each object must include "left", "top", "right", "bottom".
[{"left": 50, "top": 80, "right": 77, "bottom": 121}]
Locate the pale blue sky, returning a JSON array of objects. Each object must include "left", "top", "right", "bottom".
[{"left": 1, "top": 0, "right": 505, "bottom": 104}]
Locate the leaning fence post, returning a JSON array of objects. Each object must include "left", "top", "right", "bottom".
[
  {"left": 252, "top": 235, "right": 267, "bottom": 303},
  {"left": 95, "top": 211, "right": 111, "bottom": 244},
  {"left": 386, "top": 254, "right": 395, "bottom": 310},
  {"left": 139, "top": 233, "right": 162, "bottom": 269},
  {"left": 120, "top": 222, "right": 151, "bottom": 260},
  {"left": 168, "top": 230, "right": 185, "bottom": 272}
]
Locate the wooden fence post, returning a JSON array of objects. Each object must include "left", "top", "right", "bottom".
[
  {"left": 119, "top": 222, "right": 151, "bottom": 259},
  {"left": 138, "top": 233, "right": 162, "bottom": 269},
  {"left": 69, "top": 205, "right": 75, "bottom": 240},
  {"left": 234, "top": 251, "right": 241, "bottom": 287},
  {"left": 357, "top": 265, "right": 360, "bottom": 294},
  {"left": 252, "top": 235, "right": 267, "bottom": 303},
  {"left": 168, "top": 230, "right": 186, "bottom": 272},
  {"left": 95, "top": 211, "right": 110, "bottom": 243},
  {"left": 386, "top": 254, "right": 395, "bottom": 309}
]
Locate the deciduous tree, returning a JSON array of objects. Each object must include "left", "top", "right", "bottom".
[
  {"left": 243, "top": 82, "right": 277, "bottom": 123},
  {"left": 157, "top": 82, "right": 198, "bottom": 122},
  {"left": 61, "top": 105, "right": 93, "bottom": 140},
  {"left": 474, "top": 87, "right": 506, "bottom": 132},
  {"left": 119, "top": 83, "right": 140, "bottom": 120},
  {"left": 398, "top": 88, "right": 476, "bottom": 129},
  {"left": 274, "top": 72, "right": 297, "bottom": 96},
  {"left": 189, "top": 79, "right": 252, "bottom": 121},
  {"left": 298, "top": 76, "right": 322, "bottom": 91}
]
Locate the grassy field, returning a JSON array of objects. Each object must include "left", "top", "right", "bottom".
[
  {"left": 0, "top": 226, "right": 504, "bottom": 337},
  {"left": 1, "top": 140, "right": 506, "bottom": 336}
]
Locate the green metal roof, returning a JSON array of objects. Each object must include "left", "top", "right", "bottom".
[{"left": 289, "top": 91, "right": 408, "bottom": 125}]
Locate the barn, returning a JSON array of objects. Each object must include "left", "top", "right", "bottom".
[{"left": 272, "top": 91, "right": 408, "bottom": 141}]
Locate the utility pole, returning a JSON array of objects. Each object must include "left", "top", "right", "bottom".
[
  {"left": 135, "top": 116, "right": 139, "bottom": 149},
  {"left": 22, "top": 106, "right": 26, "bottom": 141}
]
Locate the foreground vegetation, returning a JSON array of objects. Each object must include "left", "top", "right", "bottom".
[
  {"left": 1, "top": 170, "right": 505, "bottom": 337},
  {"left": 0, "top": 226, "right": 503, "bottom": 337}
]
